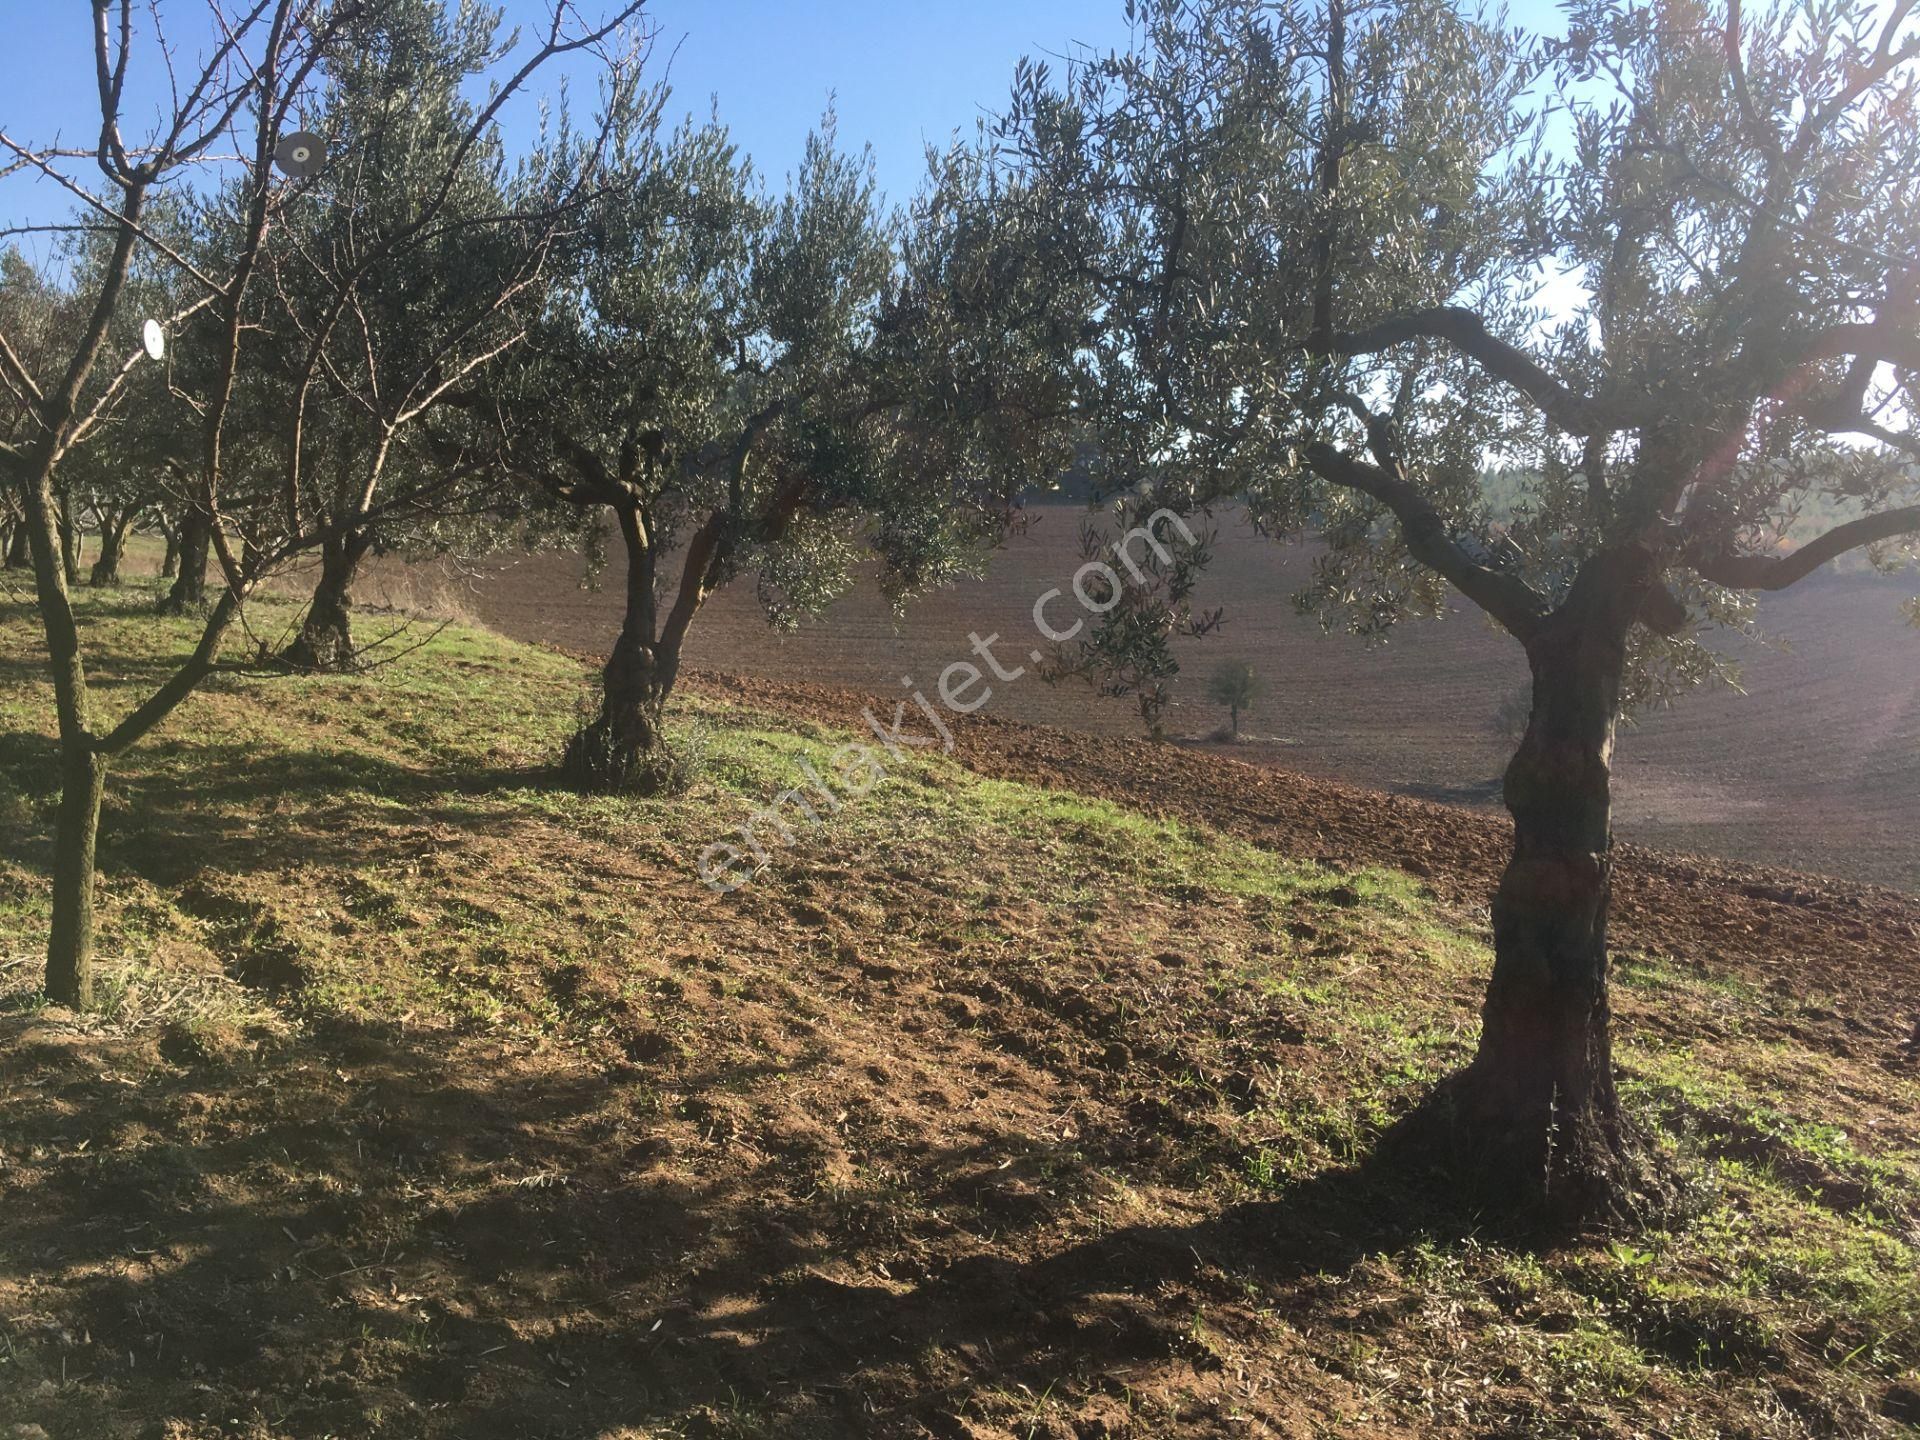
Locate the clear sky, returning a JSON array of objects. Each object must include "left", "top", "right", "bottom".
[
  {"left": 1, "top": 0, "right": 1569, "bottom": 265},
  {"left": 0, "top": 1, "right": 1132, "bottom": 258}
]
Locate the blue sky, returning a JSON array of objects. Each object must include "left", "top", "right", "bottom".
[
  {"left": 0, "top": 0, "right": 1131, "bottom": 259},
  {"left": 1, "top": 0, "right": 1567, "bottom": 264}
]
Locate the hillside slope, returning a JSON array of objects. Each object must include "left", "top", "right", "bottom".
[
  {"left": 2, "top": 592, "right": 1918, "bottom": 1439},
  {"left": 428, "top": 514, "right": 1920, "bottom": 890}
]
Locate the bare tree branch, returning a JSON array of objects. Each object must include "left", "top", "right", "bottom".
[
  {"left": 1802, "top": 320, "right": 1920, "bottom": 372},
  {"left": 1688, "top": 505, "right": 1920, "bottom": 589},
  {"left": 0, "top": 132, "right": 229, "bottom": 295},
  {"left": 64, "top": 287, "right": 223, "bottom": 454},
  {"left": 1304, "top": 439, "right": 1549, "bottom": 638},
  {"left": 93, "top": 0, "right": 135, "bottom": 176},
  {"left": 1331, "top": 306, "right": 1626, "bottom": 435},
  {"left": 0, "top": 331, "right": 47, "bottom": 410}
]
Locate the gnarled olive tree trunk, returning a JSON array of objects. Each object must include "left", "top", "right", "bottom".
[
  {"left": 281, "top": 529, "right": 372, "bottom": 672},
  {"left": 158, "top": 509, "right": 210, "bottom": 613},
  {"left": 89, "top": 506, "right": 137, "bottom": 586},
  {"left": 561, "top": 502, "right": 680, "bottom": 792},
  {"left": 1448, "top": 547, "right": 1672, "bottom": 1221},
  {"left": 563, "top": 629, "right": 673, "bottom": 789}
]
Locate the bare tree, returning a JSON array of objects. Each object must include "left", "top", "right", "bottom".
[{"left": 0, "top": 0, "right": 643, "bottom": 1009}]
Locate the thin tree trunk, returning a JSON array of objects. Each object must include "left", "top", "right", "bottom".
[
  {"left": 158, "top": 509, "right": 210, "bottom": 613},
  {"left": 58, "top": 502, "right": 82, "bottom": 587},
  {"left": 1, "top": 520, "right": 22, "bottom": 568},
  {"left": 12, "top": 177, "right": 152, "bottom": 1011},
  {"left": 159, "top": 523, "right": 180, "bottom": 578},
  {"left": 47, "top": 746, "right": 109, "bottom": 1009},
  {"left": 16, "top": 469, "right": 109, "bottom": 1013},
  {"left": 281, "top": 528, "right": 372, "bottom": 672},
  {"left": 561, "top": 501, "right": 674, "bottom": 791},
  {"left": 1448, "top": 548, "right": 1661, "bottom": 1223},
  {"left": 30, "top": 484, "right": 108, "bottom": 1009}
]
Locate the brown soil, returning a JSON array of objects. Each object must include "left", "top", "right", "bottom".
[{"left": 677, "top": 665, "right": 1920, "bottom": 1036}]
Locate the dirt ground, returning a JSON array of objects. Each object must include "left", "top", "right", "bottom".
[
  {"left": 360, "top": 507, "right": 1919, "bottom": 892},
  {"left": 676, "top": 666, "right": 1920, "bottom": 1029},
  {"left": 2, "top": 594, "right": 1918, "bottom": 1439}
]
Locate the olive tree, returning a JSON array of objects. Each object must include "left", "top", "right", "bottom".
[
  {"left": 1004, "top": 0, "right": 1920, "bottom": 1221},
  {"left": 0, "top": 248, "right": 68, "bottom": 568},
  {"left": 1206, "top": 659, "right": 1263, "bottom": 738},
  {"left": 0, "top": 249, "right": 108, "bottom": 586},
  {"left": 486, "top": 104, "right": 1089, "bottom": 791},
  {"left": 261, "top": 0, "right": 582, "bottom": 671}
]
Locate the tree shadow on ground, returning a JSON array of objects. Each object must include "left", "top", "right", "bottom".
[
  {"left": 0, "top": 734, "right": 567, "bottom": 891},
  {"left": 0, "top": 985, "right": 1511, "bottom": 1439},
  {"left": 0, "top": 637, "right": 224, "bottom": 698}
]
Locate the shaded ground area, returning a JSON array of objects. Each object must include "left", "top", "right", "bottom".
[
  {"left": 391, "top": 507, "right": 1919, "bottom": 890},
  {"left": 2, "top": 591, "right": 1918, "bottom": 1438}
]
